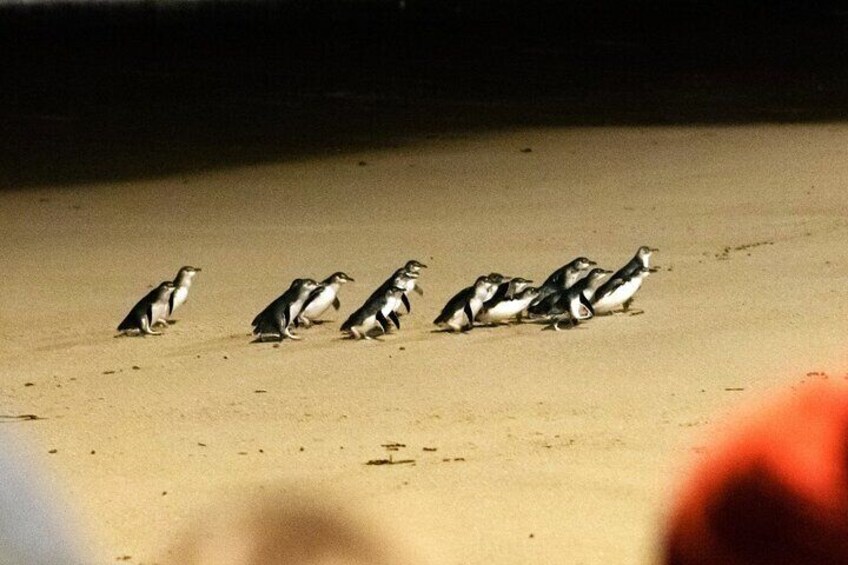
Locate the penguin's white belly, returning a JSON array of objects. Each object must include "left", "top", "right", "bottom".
[
  {"left": 351, "top": 314, "right": 380, "bottom": 335},
  {"left": 302, "top": 289, "right": 335, "bottom": 319},
  {"left": 171, "top": 286, "right": 189, "bottom": 313},
  {"left": 151, "top": 301, "right": 169, "bottom": 325},
  {"left": 478, "top": 298, "right": 530, "bottom": 323},
  {"left": 382, "top": 296, "right": 401, "bottom": 316},
  {"left": 594, "top": 278, "right": 642, "bottom": 314}
]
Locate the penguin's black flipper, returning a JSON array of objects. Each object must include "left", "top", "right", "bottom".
[
  {"left": 401, "top": 293, "right": 412, "bottom": 314},
  {"left": 579, "top": 293, "right": 595, "bottom": 318},
  {"left": 168, "top": 291, "right": 177, "bottom": 316},
  {"left": 146, "top": 303, "right": 155, "bottom": 328},
  {"left": 389, "top": 311, "right": 401, "bottom": 329},
  {"left": 376, "top": 311, "right": 389, "bottom": 333},
  {"left": 463, "top": 302, "right": 475, "bottom": 326},
  {"left": 332, "top": 297, "right": 341, "bottom": 310},
  {"left": 484, "top": 282, "right": 509, "bottom": 307}
]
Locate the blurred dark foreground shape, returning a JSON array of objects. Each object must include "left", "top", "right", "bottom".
[
  {"left": 664, "top": 382, "right": 848, "bottom": 565},
  {"left": 164, "top": 490, "right": 425, "bottom": 565}
]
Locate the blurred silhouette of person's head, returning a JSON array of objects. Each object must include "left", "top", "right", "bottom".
[
  {"left": 663, "top": 382, "right": 848, "bottom": 565},
  {"left": 164, "top": 490, "right": 424, "bottom": 565}
]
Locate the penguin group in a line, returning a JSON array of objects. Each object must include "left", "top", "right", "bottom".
[{"left": 117, "top": 247, "right": 658, "bottom": 341}]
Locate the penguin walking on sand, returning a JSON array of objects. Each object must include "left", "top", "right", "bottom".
[
  {"left": 251, "top": 278, "right": 320, "bottom": 342},
  {"left": 477, "top": 285, "right": 540, "bottom": 326},
  {"left": 373, "top": 260, "right": 427, "bottom": 314},
  {"left": 478, "top": 277, "right": 533, "bottom": 322},
  {"left": 117, "top": 281, "right": 176, "bottom": 336},
  {"left": 164, "top": 266, "right": 201, "bottom": 324},
  {"left": 540, "top": 268, "right": 613, "bottom": 330},
  {"left": 532, "top": 257, "right": 597, "bottom": 307},
  {"left": 433, "top": 275, "right": 499, "bottom": 332},
  {"left": 298, "top": 272, "right": 355, "bottom": 327},
  {"left": 616, "top": 245, "right": 659, "bottom": 278},
  {"left": 592, "top": 266, "right": 654, "bottom": 315},
  {"left": 341, "top": 285, "right": 406, "bottom": 340}
]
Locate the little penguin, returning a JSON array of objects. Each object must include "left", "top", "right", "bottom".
[
  {"left": 533, "top": 257, "right": 597, "bottom": 306},
  {"left": 165, "top": 265, "right": 201, "bottom": 323},
  {"left": 298, "top": 272, "right": 354, "bottom": 327},
  {"left": 341, "top": 285, "right": 406, "bottom": 340},
  {"left": 615, "top": 245, "right": 659, "bottom": 279},
  {"left": 477, "top": 286, "right": 541, "bottom": 326},
  {"left": 592, "top": 266, "right": 653, "bottom": 315},
  {"left": 529, "top": 268, "right": 610, "bottom": 320},
  {"left": 251, "top": 278, "right": 320, "bottom": 342},
  {"left": 117, "top": 281, "right": 176, "bottom": 336},
  {"left": 433, "top": 275, "right": 499, "bottom": 332},
  {"left": 369, "top": 267, "right": 420, "bottom": 314}
]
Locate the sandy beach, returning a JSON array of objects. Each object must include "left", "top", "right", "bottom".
[{"left": 3, "top": 123, "right": 848, "bottom": 563}]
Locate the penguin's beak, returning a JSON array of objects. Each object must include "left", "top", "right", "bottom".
[
  {"left": 587, "top": 259, "right": 598, "bottom": 266},
  {"left": 346, "top": 276, "right": 355, "bottom": 282},
  {"left": 650, "top": 247, "right": 659, "bottom": 252},
  {"left": 649, "top": 267, "right": 660, "bottom": 273},
  {"left": 194, "top": 267, "right": 202, "bottom": 272}
]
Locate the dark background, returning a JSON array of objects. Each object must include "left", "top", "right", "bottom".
[{"left": 2, "top": 1, "right": 847, "bottom": 188}]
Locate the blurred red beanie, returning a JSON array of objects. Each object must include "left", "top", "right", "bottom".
[{"left": 663, "top": 382, "right": 848, "bottom": 565}]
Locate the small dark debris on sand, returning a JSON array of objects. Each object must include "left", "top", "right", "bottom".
[
  {"left": 520, "top": 147, "right": 533, "bottom": 153},
  {"left": 131, "top": 365, "right": 140, "bottom": 371},
  {"left": 24, "top": 382, "right": 34, "bottom": 387},
  {"left": 381, "top": 443, "right": 406, "bottom": 451},
  {"left": 0, "top": 414, "right": 45, "bottom": 422},
  {"left": 102, "top": 370, "right": 116, "bottom": 375},
  {"left": 48, "top": 449, "right": 57, "bottom": 454},
  {"left": 366, "top": 457, "right": 416, "bottom": 466},
  {"left": 254, "top": 389, "right": 267, "bottom": 394},
  {"left": 724, "top": 387, "right": 745, "bottom": 392},
  {"left": 422, "top": 447, "right": 438, "bottom": 452}
]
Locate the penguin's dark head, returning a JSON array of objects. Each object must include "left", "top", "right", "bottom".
[
  {"left": 572, "top": 257, "right": 597, "bottom": 270},
  {"left": 175, "top": 266, "right": 200, "bottom": 284},
  {"left": 586, "top": 268, "right": 612, "bottom": 281},
  {"left": 157, "top": 281, "right": 176, "bottom": 295},
  {"left": 331, "top": 272, "right": 355, "bottom": 283},
  {"left": 405, "top": 260, "right": 428, "bottom": 272},
  {"left": 487, "top": 272, "right": 508, "bottom": 284},
  {"left": 518, "top": 286, "right": 541, "bottom": 300}
]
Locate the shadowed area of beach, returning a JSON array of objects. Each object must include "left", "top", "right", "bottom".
[{"left": 2, "top": 0, "right": 848, "bottom": 188}]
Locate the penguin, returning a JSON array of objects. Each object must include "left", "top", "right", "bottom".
[
  {"left": 615, "top": 245, "right": 659, "bottom": 279},
  {"left": 433, "top": 275, "right": 499, "bottom": 332},
  {"left": 369, "top": 267, "right": 421, "bottom": 315},
  {"left": 533, "top": 257, "right": 597, "bottom": 306},
  {"left": 117, "top": 281, "right": 176, "bottom": 336},
  {"left": 165, "top": 266, "right": 201, "bottom": 323},
  {"left": 483, "top": 276, "right": 533, "bottom": 308},
  {"left": 592, "top": 266, "right": 654, "bottom": 315},
  {"left": 547, "top": 286, "right": 595, "bottom": 331},
  {"left": 298, "top": 272, "right": 354, "bottom": 327},
  {"left": 529, "top": 268, "right": 611, "bottom": 320},
  {"left": 251, "top": 278, "right": 320, "bottom": 342},
  {"left": 477, "top": 286, "right": 541, "bottom": 326},
  {"left": 341, "top": 285, "right": 406, "bottom": 340},
  {"left": 400, "top": 259, "right": 428, "bottom": 306}
]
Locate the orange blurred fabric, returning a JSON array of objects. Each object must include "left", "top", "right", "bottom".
[{"left": 664, "top": 383, "right": 848, "bottom": 565}]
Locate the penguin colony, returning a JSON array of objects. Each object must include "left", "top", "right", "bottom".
[{"left": 117, "top": 248, "right": 658, "bottom": 340}]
